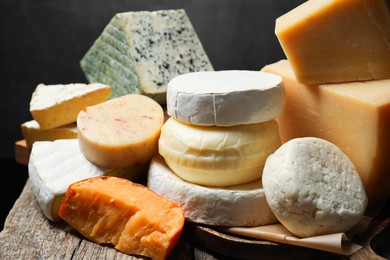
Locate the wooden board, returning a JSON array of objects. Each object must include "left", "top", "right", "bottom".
[{"left": 10, "top": 140, "right": 390, "bottom": 259}]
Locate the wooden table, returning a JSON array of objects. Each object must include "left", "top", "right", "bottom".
[{"left": 1, "top": 141, "right": 389, "bottom": 259}]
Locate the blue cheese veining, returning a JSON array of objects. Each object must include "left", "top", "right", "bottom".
[{"left": 80, "top": 9, "right": 214, "bottom": 104}]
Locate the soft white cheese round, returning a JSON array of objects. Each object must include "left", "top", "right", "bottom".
[
  {"left": 262, "top": 137, "right": 368, "bottom": 237},
  {"left": 147, "top": 155, "right": 278, "bottom": 227},
  {"left": 166, "top": 70, "right": 285, "bottom": 126},
  {"left": 159, "top": 117, "right": 281, "bottom": 187}
]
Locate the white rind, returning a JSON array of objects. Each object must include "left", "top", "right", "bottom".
[
  {"left": 28, "top": 139, "right": 141, "bottom": 222},
  {"left": 262, "top": 137, "right": 368, "bottom": 237},
  {"left": 147, "top": 155, "right": 278, "bottom": 227},
  {"left": 167, "top": 70, "right": 285, "bottom": 126}
]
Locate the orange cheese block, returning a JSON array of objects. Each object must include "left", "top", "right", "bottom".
[
  {"left": 77, "top": 94, "right": 164, "bottom": 168},
  {"left": 59, "top": 176, "right": 185, "bottom": 260},
  {"left": 262, "top": 59, "right": 390, "bottom": 207},
  {"left": 275, "top": 0, "right": 390, "bottom": 84}
]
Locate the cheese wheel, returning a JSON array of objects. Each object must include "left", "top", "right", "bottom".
[
  {"left": 30, "top": 83, "right": 111, "bottom": 130},
  {"left": 167, "top": 70, "right": 285, "bottom": 126},
  {"left": 262, "top": 137, "right": 368, "bottom": 237},
  {"left": 77, "top": 94, "right": 164, "bottom": 168},
  {"left": 159, "top": 117, "right": 281, "bottom": 186},
  {"left": 28, "top": 139, "right": 140, "bottom": 222},
  {"left": 147, "top": 155, "right": 278, "bottom": 227},
  {"left": 59, "top": 176, "right": 185, "bottom": 260}
]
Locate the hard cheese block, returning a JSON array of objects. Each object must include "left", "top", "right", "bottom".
[
  {"left": 80, "top": 9, "right": 214, "bottom": 104},
  {"left": 30, "top": 83, "right": 111, "bottom": 130},
  {"left": 262, "top": 59, "right": 390, "bottom": 207},
  {"left": 159, "top": 117, "right": 281, "bottom": 187},
  {"left": 21, "top": 120, "right": 78, "bottom": 148},
  {"left": 167, "top": 70, "right": 285, "bottom": 126},
  {"left": 59, "top": 176, "right": 185, "bottom": 260},
  {"left": 77, "top": 94, "right": 164, "bottom": 168},
  {"left": 147, "top": 155, "right": 278, "bottom": 227},
  {"left": 275, "top": 0, "right": 390, "bottom": 84},
  {"left": 28, "top": 139, "right": 140, "bottom": 222}
]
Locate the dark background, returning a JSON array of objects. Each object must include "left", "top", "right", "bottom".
[{"left": 1, "top": 0, "right": 304, "bottom": 229}]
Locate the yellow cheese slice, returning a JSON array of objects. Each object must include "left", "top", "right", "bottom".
[
  {"left": 77, "top": 94, "right": 164, "bottom": 168},
  {"left": 21, "top": 120, "right": 78, "bottom": 148},
  {"left": 275, "top": 0, "right": 390, "bottom": 84},
  {"left": 262, "top": 60, "right": 390, "bottom": 207},
  {"left": 30, "top": 83, "right": 111, "bottom": 130},
  {"left": 158, "top": 117, "right": 281, "bottom": 187}
]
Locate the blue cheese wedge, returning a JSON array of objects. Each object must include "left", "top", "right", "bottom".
[
  {"left": 80, "top": 9, "right": 214, "bottom": 104},
  {"left": 28, "top": 139, "right": 144, "bottom": 222}
]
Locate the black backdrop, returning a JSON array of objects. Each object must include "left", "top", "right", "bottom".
[{"left": 1, "top": 0, "right": 304, "bottom": 159}]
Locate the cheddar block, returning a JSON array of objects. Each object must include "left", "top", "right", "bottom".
[
  {"left": 30, "top": 83, "right": 111, "bottom": 130},
  {"left": 21, "top": 120, "right": 78, "bottom": 148},
  {"left": 80, "top": 9, "right": 213, "bottom": 104},
  {"left": 167, "top": 70, "right": 285, "bottom": 126},
  {"left": 59, "top": 176, "right": 185, "bottom": 260},
  {"left": 262, "top": 60, "right": 390, "bottom": 207},
  {"left": 147, "top": 155, "right": 278, "bottom": 227},
  {"left": 77, "top": 94, "right": 164, "bottom": 168},
  {"left": 159, "top": 117, "right": 281, "bottom": 187},
  {"left": 28, "top": 139, "right": 142, "bottom": 222},
  {"left": 275, "top": 0, "right": 390, "bottom": 84}
]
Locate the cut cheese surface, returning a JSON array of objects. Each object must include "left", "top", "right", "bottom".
[
  {"left": 30, "top": 83, "right": 111, "bottom": 130},
  {"left": 262, "top": 137, "right": 367, "bottom": 237},
  {"left": 262, "top": 60, "right": 390, "bottom": 207},
  {"left": 147, "top": 155, "right": 278, "bottom": 227},
  {"left": 28, "top": 139, "right": 140, "bottom": 222},
  {"left": 275, "top": 0, "right": 390, "bottom": 84},
  {"left": 167, "top": 70, "right": 285, "bottom": 126},
  {"left": 80, "top": 9, "right": 213, "bottom": 104},
  {"left": 159, "top": 117, "right": 281, "bottom": 187},
  {"left": 59, "top": 176, "right": 185, "bottom": 260},
  {"left": 77, "top": 94, "right": 164, "bottom": 168},
  {"left": 21, "top": 120, "right": 78, "bottom": 148}
]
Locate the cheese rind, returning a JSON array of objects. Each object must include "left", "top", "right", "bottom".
[
  {"left": 80, "top": 9, "right": 213, "bottom": 104},
  {"left": 262, "top": 137, "right": 367, "bottom": 237},
  {"left": 77, "top": 94, "right": 164, "bottom": 168},
  {"left": 147, "top": 155, "right": 278, "bottom": 227},
  {"left": 30, "top": 83, "right": 111, "bottom": 130},
  {"left": 21, "top": 120, "right": 78, "bottom": 148},
  {"left": 59, "top": 176, "right": 185, "bottom": 260},
  {"left": 262, "top": 60, "right": 390, "bottom": 207},
  {"left": 28, "top": 139, "right": 140, "bottom": 222},
  {"left": 275, "top": 0, "right": 390, "bottom": 84},
  {"left": 159, "top": 117, "right": 281, "bottom": 186},
  {"left": 167, "top": 70, "right": 285, "bottom": 126}
]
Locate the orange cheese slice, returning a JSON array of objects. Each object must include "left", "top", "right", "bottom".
[
  {"left": 77, "top": 94, "right": 164, "bottom": 168},
  {"left": 59, "top": 176, "right": 185, "bottom": 260}
]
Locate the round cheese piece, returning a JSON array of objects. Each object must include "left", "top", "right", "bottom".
[
  {"left": 77, "top": 94, "right": 164, "bottom": 168},
  {"left": 262, "top": 137, "right": 368, "bottom": 238},
  {"left": 147, "top": 155, "right": 278, "bottom": 227},
  {"left": 166, "top": 70, "right": 285, "bottom": 126},
  {"left": 159, "top": 117, "right": 281, "bottom": 187}
]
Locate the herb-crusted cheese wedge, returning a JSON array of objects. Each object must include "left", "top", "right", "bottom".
[{"left": 80, "top": 9, "right": 214, "bottom": 104}]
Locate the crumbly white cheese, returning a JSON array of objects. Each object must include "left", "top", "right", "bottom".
[
  {"left": 159, "top": 117, "right": 281, "bottom": 187},
  {"left": 80, "top": 9, "right": 214, "bottom": 104},
  {"left": 262, "top": 137, "right": 368, "bottom": 237},
  {"left": 167, "top": 70, "right": 285, "bottom": 126},
  {"left": 147, "top": 155, "right": 278, "bottom": 227},
  {"left": 28, "top": 139, "right": 143, "bottom": 222}
]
